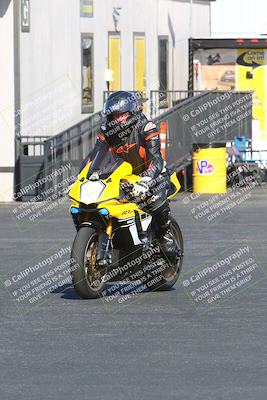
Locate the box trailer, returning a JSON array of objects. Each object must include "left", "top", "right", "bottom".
[{"left": 188, "top": 38, "right": 267, "bottom": 150}]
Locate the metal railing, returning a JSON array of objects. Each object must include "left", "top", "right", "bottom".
[
  {"left": 42, "top": 91, "right": 205, "bottom": 198},
  {"left": 20, "top": 136, "right": 49, "bottom": 156},
  {"left": 35, "top": 91, "right": 253, "bottom": 199},
  {"left": 17, "top": 136, "right": 50, "bottom": 201},
  {"left": 103, "top": 89, "right": 208, "bottom": 118},
  {"left": 153, "top": 91, "right": 253, "bottom": 168},
  {"left": 149, "top": 90, "right": 207, "bottom": 118},
  {"left": 43, "top": 112, "right": 102, "bottom": 197},
  {"left": 103, "top": 90, "right": 147, "bottom": 105}
]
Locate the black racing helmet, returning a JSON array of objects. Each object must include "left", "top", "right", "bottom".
[{"left": 103, "top": 91, "right": 139, "bottom": 117}]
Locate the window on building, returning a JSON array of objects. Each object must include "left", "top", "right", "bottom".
[
  {"left": 80, "top": 0, "right": 93, "bottom": 18},
  {"left": 108, "top": 33, "right": 121, "bottom": 92},
  {"left": 134, "top": 33, "right": 146, "bottom": 94},
  {"left": 158, "top": 37, "right": 169, "bottom": 108},
  {"left": 81, "top": 33, "right": 94, "bottom": 113}
]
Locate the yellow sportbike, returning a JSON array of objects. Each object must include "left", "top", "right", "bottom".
[{"left": 68, "top": 154, "right": 183, "bottom": 299}]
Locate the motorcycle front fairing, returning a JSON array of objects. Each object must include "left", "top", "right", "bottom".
[
  {"left": 69, "top": 151, "right": 137, "bottom": 207},
  {"left": 69, "top": 150, "right": 181, "bottom": 218}
]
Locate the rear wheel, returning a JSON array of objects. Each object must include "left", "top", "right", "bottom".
[{"left": 71, "top": 226, "right": 108, "bottom": 299}]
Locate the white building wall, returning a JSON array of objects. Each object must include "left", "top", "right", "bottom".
[
  {"left": 19, "top": 0, "right": 213, "bottom": 137},
  {"left": 157, "top": 0, "right": 212, "bottom": 91},
  {"left": 80, "top": 0, "right": 160, "bottom": 111},
  {"left": 19, "top": 0, "right": 82, "bottom": 137},
  {"left": 0, "top": 0, "right": 15, "bottom": 202},
  {"left": 1, "top": 0, "right": 213, "bottom": 201}
]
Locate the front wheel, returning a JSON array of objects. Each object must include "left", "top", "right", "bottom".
[{"left": 70, "top": 226, "right": 108, "bottom": 299}]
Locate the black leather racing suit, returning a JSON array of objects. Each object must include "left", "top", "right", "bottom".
[{"left": 81, "top": 113, "right": 170, "bottom": 213}]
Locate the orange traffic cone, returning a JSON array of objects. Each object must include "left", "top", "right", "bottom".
[{"left": 159, "top": 121, "right": 167, "bottom": 161}]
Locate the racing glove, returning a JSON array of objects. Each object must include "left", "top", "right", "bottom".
[{"left": 132, "top": 177, "right": 152, "bottom": 198}]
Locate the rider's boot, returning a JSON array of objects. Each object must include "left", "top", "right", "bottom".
[{"left": 152, "top": 203, "right": 180, "bottom": 266}]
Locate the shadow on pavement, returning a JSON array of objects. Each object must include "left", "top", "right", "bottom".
[{"left": 55, "top": 281, "right": 176, "bottom": 301}]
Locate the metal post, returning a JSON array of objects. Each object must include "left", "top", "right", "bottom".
[
  {"left": 189, "top": 0, "right": 193, "bottom": 38},
  {"left": 188, "top": 38, "right": 194, "bottom": 94},
  {"left": 13, "top": 0, "right": 21, "bottom": 197}
]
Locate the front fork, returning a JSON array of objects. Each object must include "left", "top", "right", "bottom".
[
  {"left": 96, "top": 220, "right": 113, "bottom": 267},
  {"left": 71, "top": 204, "right": 113, "bottom": 267}
]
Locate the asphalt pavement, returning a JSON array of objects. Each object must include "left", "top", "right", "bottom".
[{"left": 0, "top": 186, "right": 266, "bottom": 400}]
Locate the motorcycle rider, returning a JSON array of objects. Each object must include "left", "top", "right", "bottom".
[{"left": 73, "top": 91, "right": 179, "bottom": 264}]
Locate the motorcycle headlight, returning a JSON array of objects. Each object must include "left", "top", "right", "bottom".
[{"left": 80, "top": 181, "right": 106, "bottom": 204}]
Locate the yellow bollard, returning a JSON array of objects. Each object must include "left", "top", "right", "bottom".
[{"left": 193, "top": 143, "right": 227, "bottom": 194}]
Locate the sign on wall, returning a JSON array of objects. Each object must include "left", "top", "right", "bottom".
[
  {"left": 80, "top": 0, "right": 94, "bottom": 18},
  {"left": 21, "top": 0, "right": 30, "bottom": 32}
]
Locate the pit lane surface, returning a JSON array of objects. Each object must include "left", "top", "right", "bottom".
[{"left": 0, "top": 187, "right": 266, "bottom": 400}]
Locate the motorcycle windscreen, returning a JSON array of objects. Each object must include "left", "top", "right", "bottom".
[{"left": 87, "top": 150, "right": 124, "bottom": 180}]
